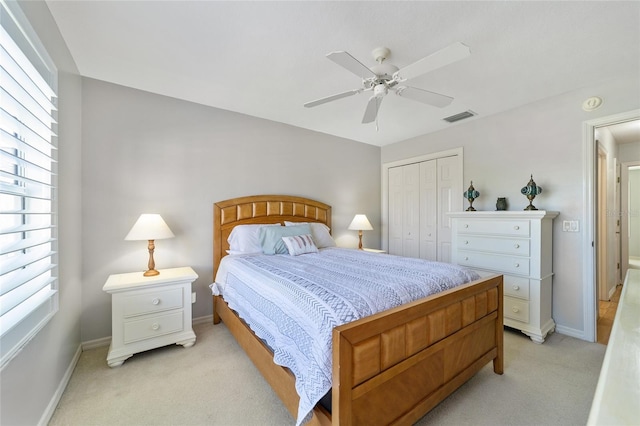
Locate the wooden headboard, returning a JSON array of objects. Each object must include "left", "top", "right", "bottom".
[{"left": 213, "top": 195, "right": 332, "bottom": 275}]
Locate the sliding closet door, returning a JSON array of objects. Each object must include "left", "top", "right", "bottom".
[
  {"left": 386, "top": 152, "right": 462, "bottom": 261},
  {"left": 436, "top": 156, "right": 462, "bottom": 262},
  {"left": 419, "top": 160, "right": 437, "bottom": 261},
  {"left": 388, "top": 163, "right": 420, "bottom": 257}
]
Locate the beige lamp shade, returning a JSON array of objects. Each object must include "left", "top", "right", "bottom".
[
  {"left": 348, "top": 214, "right": 373, "bottom": 250},
  {"left": 125, "top": 214, "right": 175, "bottom": 241},
  {"left": 125, "top": 214, "right": 174, "bottom": 276},
  {"left": 348, "top": 214, "right": 373, "bottom": 231}
]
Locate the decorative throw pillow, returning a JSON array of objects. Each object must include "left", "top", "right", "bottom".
[
  {"left": 281, "top": 234, "right": 319, "bottom": 256},
  {"left": 283, "top": 221, "right": 336, "bottom": 248},
  {"left": 259, "top": 224, "right": 312, "bottom": 255},
  {"left": 228, "top": 223, "right": 281, "bottom": 254}
]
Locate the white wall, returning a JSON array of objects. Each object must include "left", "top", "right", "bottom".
[
  {"left": 382, "top": 76, "right": 640, "bottom": 339},
  {"left": 0, "top": 2, "right": 83, "bottom": 425},
  {"left": 80, "top": 78, "right": 381, "bottom": 341}
]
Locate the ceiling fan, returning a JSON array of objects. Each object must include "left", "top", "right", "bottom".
[{"left": 304, "top": 42, "right": 471, "bottom": 124}]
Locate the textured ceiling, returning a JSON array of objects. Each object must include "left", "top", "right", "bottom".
[{"left": 45, "top": 1, "right": 640, "bottom": 146}]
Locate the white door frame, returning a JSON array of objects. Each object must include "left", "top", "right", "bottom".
[
  {"left": 381, "top": 147, "right": 463, "bottom": 252},
  {"left": 621, "top": 161, "right": 640, "bottom": 279},
  {"left": 582, "top": 109, "right": 640, "bottom": 342}
]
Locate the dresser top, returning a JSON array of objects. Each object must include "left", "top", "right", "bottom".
[
  {"left": 103, "top": 266, "right": 198, "bottom": 292},
  {"left": 448, "top": 211, "right": 559, "bottom": 219}
]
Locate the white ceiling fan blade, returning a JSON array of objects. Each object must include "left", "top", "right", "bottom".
[
  {"left": 327, "top": 51, "right": 377, "bottom": 79},
  {"left": 304, "top": 89, "right": 361, "bottom": 108},
  {"left": 394, "top": 42, "right": 470, "bottom": 82},
  {"left": 362, "top": 96, "right": 383, "bottom": 123},
  {"left": 396, "top": 86, "right": 453, "bottom": 108}
]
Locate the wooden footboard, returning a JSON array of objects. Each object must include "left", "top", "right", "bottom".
[
  {"left": 214, "top": 275, "right": 503, "bottom": 425},
  {"left": 332, "top": 274, "right": 503, "bottom": 425}
]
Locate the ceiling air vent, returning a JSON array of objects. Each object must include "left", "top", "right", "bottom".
[{"left": 443, "top": 110, "right": 477, "bottom": 123}]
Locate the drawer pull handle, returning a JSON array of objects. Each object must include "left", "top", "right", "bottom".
[
  {"left": 464, "top": 256, "right": 469, "bottom": 261},
  {"left": 512, "top": 285, "right": 520, "bottom": 291},
  {"left": 512, "top": 307, "right": 520, "bottom": 313},
  {"left": 514, "top": 263, "right": 520, "bottom": 268},
  {"left": 464, "top": 224, "right": 469, "bottom": 228},
  {"left": 152, "top": 298, "right": 160, "bottom": 305},
  {"left": 514, "top": 244, "right": 520, "bottom": 249},
  {"left": 151, "top": 323, "right": 160, "bottom": 331},
  {"left": 514, "top": 225, "right": 520, "bottom": 230},
  {"left": 464, "top": 240, "right": 469, "bottom": 245}
]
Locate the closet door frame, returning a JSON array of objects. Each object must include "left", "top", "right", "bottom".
[{"left": 381, "top": 147, "right": 464, "bottom": 253}]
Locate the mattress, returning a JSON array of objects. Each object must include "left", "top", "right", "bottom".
[{"left": 211, "top": 247, "right": 480, "bottom": 425}]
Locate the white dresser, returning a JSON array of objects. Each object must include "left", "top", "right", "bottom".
[
  {"left": 103, "top": 266, "right": 198, "bottom": 367},
  {"left": 449, "top": 211, "right": 558, "bottom": 343}
]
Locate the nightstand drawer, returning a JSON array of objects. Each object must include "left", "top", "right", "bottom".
[
  {"left": 457, "top": 236, "right": 530, "bottom": 256},
  {"left": 458, "top": 219, "right": 530, "bottom": 237},
  {"left": 123, "top": 288, "right": 183, "bottom": 317},
  {"left": 504, "top": 275, "right": 530, "bottom": 300},
  {"left": 457, "top": 251, "right": 530, "bottom": 276},
  {"left": 124, "top": 311, "right": 184, "bottom": 344},
  {"left": 504, "top": 296, "right": 529, "bottom": 323}
]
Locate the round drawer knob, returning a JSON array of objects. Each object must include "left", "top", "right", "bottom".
[
  {"left": 514, "top": 244, "right": 520, "bottom": 249},
  {"left": 514, "top": 263, "right": 520, "bottom": 268},
  {"left": 464, "top": 224, "right": 469, "bottom": 228},
  {"left": 512, "top": 285, "right": 520, "bottom": 291},
  {"left": 512, "top": 307, "right": 519, "bottom": 313},
  {"left": 152, "top": 298, "right": 160, "bottom": 305},
  {"left": 151, "top": 323, "right": 160, "bottom": 330},
  {"left": 464, "top": 256, "right": 469, "bottom": 261},
  {"left": 464, "top": 240, "right": 469, "bottom": 245},
  {"left": 514, "top": 225, "right": 520, "bottom": 230}
]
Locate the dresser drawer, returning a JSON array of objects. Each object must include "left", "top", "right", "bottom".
[
  {"left": 457, "top": 219, "right": 530, "bottom": 237},
  {"left": 124, "top": 311, "right": 184, "bottom": 344},
  {"left": 122, "top": 288, "right": 183, "bottom": 317},
  {"left": 503, "top": 275, "right": 530, "bottom": 300},
  {"left": 457, "top": 236, "right": 530, "bottom": 256},
  {"left": 504, "top": 296, "right": 529, "bottom": 323},
  {"left": 457, "top": 251, "right": 530, "bottom": 276}
]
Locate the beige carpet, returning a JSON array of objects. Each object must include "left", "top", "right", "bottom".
[{"left": 49, "top": 322, "right": 606, "bottom": 426}]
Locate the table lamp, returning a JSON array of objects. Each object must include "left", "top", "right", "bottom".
[
  {"left": 348, "top": 214, "right": 373, "bottom": 250},
  {"left": 125, "top": 214, "right": 175, "bottom": 276}
]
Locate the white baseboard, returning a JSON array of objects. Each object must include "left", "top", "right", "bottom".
[
  {"left": 555, "top": 324, "right": 591, "bottom": 342},
  {"left": 38, "top": 343, "right": 82, "bottom": 426},
  {"left": 82, "top": 336, "right": 111, "bottom": 350},
  {"left": 193, "top": 314, "right": 214, "bottom": 325}
]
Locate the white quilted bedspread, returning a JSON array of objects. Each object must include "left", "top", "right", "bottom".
[{"left": 211, "top": 247, "right": 479, "bottom": 425}]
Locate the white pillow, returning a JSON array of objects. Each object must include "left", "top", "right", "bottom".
[
  {"left": 281, "top": 234, "right": 319, "bottom": 256},
  {"left": 284, "top": 221, "right": 336, "bottom": 248},
  {"left": 227, "top": 224, "right": 281, "bottom": 254}
]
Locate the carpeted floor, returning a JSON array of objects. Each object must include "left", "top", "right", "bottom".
[{"left": 49, "top": 322, "right": 606, "bottom": 425}]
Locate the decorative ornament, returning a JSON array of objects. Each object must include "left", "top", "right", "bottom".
[
  {"left": 521, "top": 175, "right": 542, "bottom": 210},
  {"left": 496, "top": 197, "right": 507, "bottom": 211},
  {"left": 464, "top": 181, "right": 480, "bottom": 211}
]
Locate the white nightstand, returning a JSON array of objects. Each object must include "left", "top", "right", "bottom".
[{"left": 103, "top": 266, "right": 198, "bottom": 367}]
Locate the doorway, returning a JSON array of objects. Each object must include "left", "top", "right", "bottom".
[{"left": 584, "top": 110, "right": 640, "bottom": 343}]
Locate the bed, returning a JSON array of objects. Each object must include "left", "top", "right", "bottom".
[{"left": 212, "top": 194, "right": 503, "bottom": 425}]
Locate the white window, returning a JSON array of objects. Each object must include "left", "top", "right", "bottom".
[{"left": 0, "top": 0, "right": 58, "bottom": 370}]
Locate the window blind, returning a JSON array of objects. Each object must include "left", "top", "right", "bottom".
[{"left": 0, "top": 0, "right": 58, "bottom": 370}]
